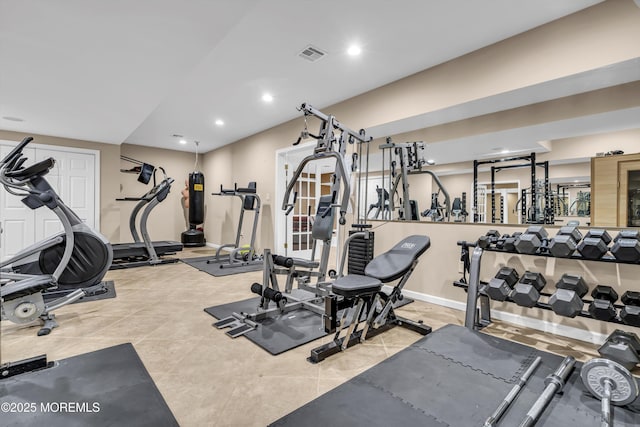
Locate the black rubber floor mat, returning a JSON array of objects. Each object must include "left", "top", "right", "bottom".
[
  {"left": 269, "top": 377, "right": 448, "bottom": 427},
  {"left": 204, "top": 294, "right": 327, "bottom": 355},
  {"left": 271, "top": 324, "right": 639, "bottom": 426},
  {"left": 42, "top": 280, "right": 116, "bottom": 305},
  {"left": 205, "top": 292, "right": 415, "bottom": 355},
  {"left": 413, "top": 323, "right": 538, "bottom": 382},
  {"left": 181, "top": 256, "right": 263, "bottom": 276},
  {"left": 0, "top": 343, "right": 178, "bottom": 427}
]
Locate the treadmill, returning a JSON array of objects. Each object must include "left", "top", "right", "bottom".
[{"left": 111, "top": 161, "right": 183, "bottom": 269}]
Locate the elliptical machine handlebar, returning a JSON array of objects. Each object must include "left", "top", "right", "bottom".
[
  {"left": 0, "top": 138, "right": 56, "bottom": 197},
  {"left": 0, "top": 136, "right": 33, "bottom": 166}
]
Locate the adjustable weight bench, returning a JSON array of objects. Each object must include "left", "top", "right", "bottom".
[{"left": 309, "top": 235, "right": 433, "bottom": 363}]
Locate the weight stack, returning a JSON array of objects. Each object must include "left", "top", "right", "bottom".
[{"left": 347, "top": 230, "right": 375, "bottom": 275}]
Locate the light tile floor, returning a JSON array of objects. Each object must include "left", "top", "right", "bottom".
[{"left": 0, "top": 248, "right": 613, "bottom": 426}]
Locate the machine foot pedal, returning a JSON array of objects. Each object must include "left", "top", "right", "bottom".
[
  {"left": 226, "top": 323, "right": 256, "bottom": 338},
  {"left": 213, "top": 317, "right": 238, "bottom": 329},
  {"left": 213, "top": 314, "right": 258, "bottom": 338}
]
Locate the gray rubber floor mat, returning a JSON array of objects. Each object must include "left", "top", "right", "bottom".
[
  {"left": 204, "top": 293, "right": 328, "bottom": 355},
  {"left": 413, "top": 323, "right": 538, "bottom": 382},
  {"left": 269, "top": 378, "right": 448, "bottom": 427},
  {"left": 271, "top": 324, "right": 640, "bottom": 427},
  {"left": 42, "top": 280, "right": 116, "bottom": 305},
  {"left": 0, "top": 343, "right": 178, "bottom": 427},
  {"left": 181, "top": 256, "right": 263, "bottom": 276},
  {"left": 205, "top": 291, "right": 415, "bottom": 355}
]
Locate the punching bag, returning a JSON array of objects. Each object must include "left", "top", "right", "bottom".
[{"left": 181, "top": 171, "right": 206, "bottom": 246}]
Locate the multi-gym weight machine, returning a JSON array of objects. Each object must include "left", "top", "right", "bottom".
[
  {"left": 213, "top": 103, "right": 373, "bottom": 338},
  {"left": 379, "top": 138, "right": 451, "bottom": 221}
]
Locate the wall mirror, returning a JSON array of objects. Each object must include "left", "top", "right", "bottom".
[{"left": 356, "top": 58, "right": 640, "bottom": 228}]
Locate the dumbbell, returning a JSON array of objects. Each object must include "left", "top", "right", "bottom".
[
  {"left": 581, "top": 358, "right": 639, "bottom": 427},
  {"left": 598, "top": 330, "right": 640, "bottom": 371},
  {"left": 577, "top": 229, "right": 611, "bottom": 260},
  {"left": 512, "top": 271, "right": 546, "bottom": 308},
  {"left": 478, "top": 230, "right": 501, "bottom": 249},
  {"left": 485, "top": 267, "right": 519, "bottom": 301},
  {"left": 547, "top": 226, "right": 582, "bottom": 258},
  {"left": 497, "top": 232, "right": 522, "bottom": 252},
  {"left": 621, "top": 291, "right": 640, "bottom": 327},
  {"left": 610, "top": 230, "right": 640, "bottom": 262},
  {"left": 514, "top": 226, "right": 548, "bottom": 255},
  {"left": 588, "top": 285, "right": 619, "bottom": 321},
  {"left": 548, "top": 274, "right": 588, "bottom": 318}
]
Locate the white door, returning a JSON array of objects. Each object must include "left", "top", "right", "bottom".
[
  {"left": 288, "top": 166, "right": 318, "bottom": 259},
  {"left": 0, "top": 142, "right": 99, "bottom": 261},
  {"left": 34, "top": 148, "right": 96, "bottom": 238},
  {"left": 0, "top": 145, "right": 36, "bottom": 260}
]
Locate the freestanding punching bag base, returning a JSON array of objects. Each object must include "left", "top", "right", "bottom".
[
  {"left": 182, "top": 171, "right": 206, "bottom": 247},
  {"left": 181, "top": 228, "right": 205, "bottom": 247}
]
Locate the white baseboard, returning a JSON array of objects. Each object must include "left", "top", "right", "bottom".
[
  {"left": 205, "top": 242, "right": 220, "bottom": 249},
  {"left": 386, "top": 285, "right": 609, "bottom": 345}
]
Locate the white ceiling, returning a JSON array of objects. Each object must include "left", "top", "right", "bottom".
[{"left": 0, "top": 0, "right": 606, "bottom": 154}]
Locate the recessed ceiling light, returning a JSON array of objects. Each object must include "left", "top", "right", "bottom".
[
  {"left": 347, "top": 45, "right": 361, "bottom": 56},
  {"left": 2, "top": 116, "right": 24, "bottom": 122},
  {"left": 262, "top": 93, "right": 273, "bottom": 103},
  {"left": 500, "top": 149, "right": 510, "bottom": 154},
  {"left": 426, "top": 159, "right": 435, "bottom": 165},
  {"left": 215, "top": 119, "right": 224, "bottom": 126},
  {"left": 179, "top": 139, "right": 187, "bottom": 145}
]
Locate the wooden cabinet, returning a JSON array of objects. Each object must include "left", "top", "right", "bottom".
[{"left": 591, "top": 153, "right": 640, "bottom": 227}]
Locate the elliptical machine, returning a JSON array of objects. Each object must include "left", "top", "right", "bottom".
[{"left": 0, "top": 137, "right": 113, "bottom": 335}]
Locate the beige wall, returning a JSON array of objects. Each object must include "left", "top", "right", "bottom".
[
  {"left": 388, "top": 81, "right": 640, "bottom": 146},
  {"left": 202, "top": 118, "right": 304, "bottom": 251},
  {"left": 118, "top": 144, "right": 198, "bottom": 243},
  {"left": 0, "top": 130, "right": 121, "bottom": 242}
]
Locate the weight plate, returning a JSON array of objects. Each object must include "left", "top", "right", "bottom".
[{"left": 581, "top": 358, "right": 639, "bottom": 405}]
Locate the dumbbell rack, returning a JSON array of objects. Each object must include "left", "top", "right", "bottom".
[{"left": 456, "top": 243, "right": 640, "bottom": 331}]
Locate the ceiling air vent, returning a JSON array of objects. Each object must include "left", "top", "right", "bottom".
[{"left": 298, "top": 45, "right": 327, "bottom": 62}]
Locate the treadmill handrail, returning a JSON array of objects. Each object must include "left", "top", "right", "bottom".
[{"left": 118, "top": 177, "right": 176, "bottom": 247}]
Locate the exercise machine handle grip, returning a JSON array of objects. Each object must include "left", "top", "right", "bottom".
[
  {"left": 1, "top": 137, "right": 33, "bottom": 165},
  {"left": 284, "top": 191, "right": 298, "bottom": 215}
]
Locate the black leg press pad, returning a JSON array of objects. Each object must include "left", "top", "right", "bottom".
[
  {"left": 270, "top": 324, "right": 640, "bottom": 427},
  {"left": 0, "top": 343, "right": 178, "bottom": 427},
  {"left": 204, "top": 291, "right": 414, "bottom": 355}
]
